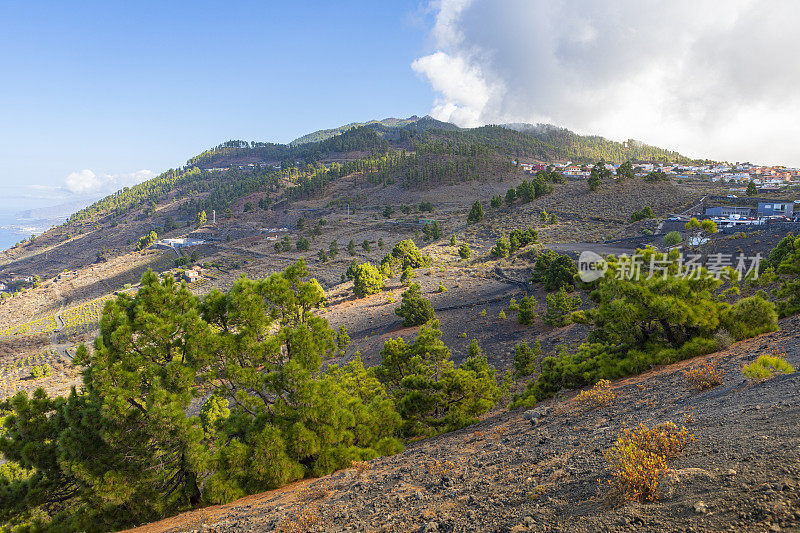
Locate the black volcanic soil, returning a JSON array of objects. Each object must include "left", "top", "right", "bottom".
[{"left": 125, "top": 318, "right": 800, "bottom": 533}]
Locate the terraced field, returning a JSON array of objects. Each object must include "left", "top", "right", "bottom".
[
  {"left": 0, "top": 314, "right": 58, "bottom": 337},
  {"left": 1, "top": 294, "right": 115, "bottom": 339},
  {"left": 0, "top": 346, "right": 80, "bottom": 400},
  {"left": 61, "top": 296, "right": 111, "bottom": 327}
]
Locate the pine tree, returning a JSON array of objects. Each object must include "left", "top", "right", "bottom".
[
  {"left": 544, "top": 287, "right": 582, "bottom": 326},
  {"left": 400, "top": 267, "right": 417, "bottom": 286},
  {"left": 336, "top": 325, "right": 351, "bottom": 355},
  {"left": 391, "top": 239, "right": 431, "bottom": 269},
  {"left": 491, "top": 237, "right": 511, "bottom": 258},
  {"left": 353, "top": 262, "right": 385, "bottom": 297},
  {"left": 68, "top": 271, "right": 209, "bottom": 526},
  {"left": 201, "top": 261, "right": 402, "bottom": 503},
  {"left": 513, "top": 339, "right": 542, "bottom": 377},
  {"left": 532, "top": 250, "right": 577, "bottom": 291},
  {"left": 467, "top": 200, "right": 484, "bottom": 223},
  {"left": 588, "top": 172, "right": 600, "bottom": 192},
  {"left": 617, "top": 160, "right": 635, "bottom": 179},
  {"left": 505, "top": 187, "right": 516, "bottom": 206},
  {"left": 395, "top": 283, "right": 435, "bottom": 326},
  {"left": 518, "top": 295, "right": 537, "bottom": 325},
  {"left": 375, "top": 321, "right": 500, "bottom": 438}
]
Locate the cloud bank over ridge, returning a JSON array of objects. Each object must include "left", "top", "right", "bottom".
[{"left": 412, "top": 0, "right": 800, "bottom": 165}]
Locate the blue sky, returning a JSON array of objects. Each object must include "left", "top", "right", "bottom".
[
  {"left": 3, "top": 0, "right": 800, "bottom": 212},
  {"left": 0, "top": 1, "right": 434, "bottom": 203}
]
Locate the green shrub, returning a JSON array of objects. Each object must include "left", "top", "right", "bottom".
[
  {"left": 137, "top": 230, "right": 158, "bottom": 251},
  {"left": 493, "top": 228, "right": 538, "bottom": 259},
  {"left": 664, "top": 231, "right": 682, "bottom": 246},
  {"left": 491, "top": 237, "right": 511, "bottom": 258},
  {"left": 630, "top": 206, "right": 655, "bottom": 222},
  {"left": 743, "top": 352, "right": 795, "bottom": 380},
  {"left": 458, "top": 243, "right": 471, "bottom": 260},
  {"left": 720, "top": 294, "right": 778, "bottom": 340}
]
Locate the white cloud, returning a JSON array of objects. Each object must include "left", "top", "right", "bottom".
[
  {"left": 64, "top": 168, "right": 156, "bottom": 195},
  {"left": 65, "top": 169, "right": 102, "bottom": 194},
  {"left": 412, "top": 51, "right": 502, "bottom": 127},
  {"left": 414, "top": 0, "right": 800, "bottom": 165}
]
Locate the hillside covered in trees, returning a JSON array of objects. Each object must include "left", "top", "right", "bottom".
[{"left": 64, "top": 117, "right": 701, "bottom": 228}]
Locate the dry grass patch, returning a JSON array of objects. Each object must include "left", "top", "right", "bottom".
[
  {"left": 351, "top": 460, "right": 373, "bottom": 478},
  {"left": 276, "top": 504, "right": 326, "bottom": 532},
  {"left": 604, "top": 422, "right": 693, "bottom": 502},
  {"left": 575, "top": 379, "right": 615, "bottom": 410},
  {"left": 297, "top": 480, "right": 331, "bottom": 502},
  {"left": 684, "top": 360, "right": 724, "bottom": 391}
]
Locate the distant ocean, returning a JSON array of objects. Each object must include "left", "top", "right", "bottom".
[
  {"left": 0, "top": 195, "right": 98, "bottom": 253},
  {"left": 0, "top": 208, "right": 56, "bottom": 252}
]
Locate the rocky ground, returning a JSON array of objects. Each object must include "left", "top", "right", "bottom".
[{"left": 124, "top": 318, "right": 800, "bottom": 533}]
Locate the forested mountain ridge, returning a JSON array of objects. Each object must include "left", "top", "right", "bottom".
[
  {"left": 289, "top": 115, "right": 430, "bottom": 145},
  {"left": 188, "top": 116, "right": 699, "bottom": 171},
  {"left": 39, "top": 117, "right": 703, "bottom": 246},
  {"left": 0, "top": 115, "right": 705, "bottom": 281}
]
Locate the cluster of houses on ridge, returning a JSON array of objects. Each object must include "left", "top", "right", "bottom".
[
  {"left": 518, "top": 161, "right": 800, "bottom": 191},
  {"left": 518, "top": 160, "right": 800, "bottom": 230}
]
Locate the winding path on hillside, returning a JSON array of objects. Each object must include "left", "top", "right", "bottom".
[{"left": 48, "top": 285, "right": 72, "bottom": 360}]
